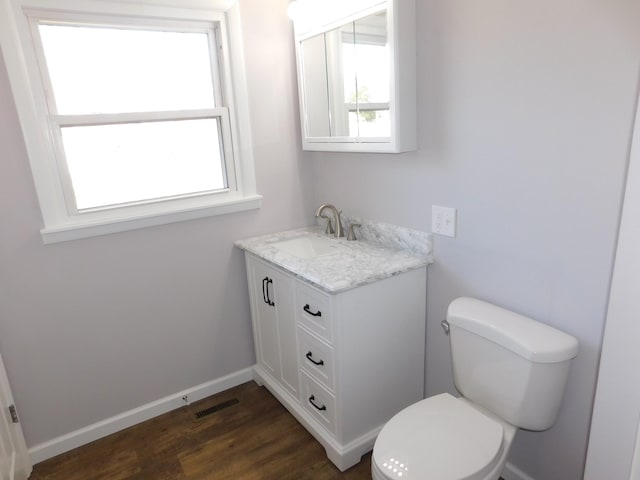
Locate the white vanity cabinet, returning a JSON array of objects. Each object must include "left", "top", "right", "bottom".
[{"left": 243, "top": 252, "right": 426, "bottom": 471}]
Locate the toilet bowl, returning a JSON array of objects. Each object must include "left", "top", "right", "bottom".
[
  {"left": 371, "top": 297, "right": 578, "bottom": 480},
  {"left": 372, "top": 394, "right": 517, "bottom": 480}
]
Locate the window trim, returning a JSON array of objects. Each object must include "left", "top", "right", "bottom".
[{"left": 0, "top": 0, "right": 261, "bottom": 244}]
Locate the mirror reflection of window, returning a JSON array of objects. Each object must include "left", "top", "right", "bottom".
[
  {"left": 350, "top": 12, "right": 390, "bottom": 138},
  {"left": 300, "top": 9, "right": 389, "bottom": 140}
]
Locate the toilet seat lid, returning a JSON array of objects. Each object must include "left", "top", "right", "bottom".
[{"left": 373, "top": 393, "right": 504, "bottom": 480}]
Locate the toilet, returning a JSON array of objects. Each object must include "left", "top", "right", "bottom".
[{"left": 372, "top": 297, "right": 578, "bottom": 480}]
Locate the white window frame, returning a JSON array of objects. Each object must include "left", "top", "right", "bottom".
[{"left": 0, "top": 0, "right": 261, "bottom": 244}]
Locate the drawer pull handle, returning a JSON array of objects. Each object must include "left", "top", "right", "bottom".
[
  {"left": 309, "top": 395, "right": 327, "bottom": 411},
  {"left": 303, "top": 304, "right": 322, "bottom": 317},
  {"left": 305, "top": 351, "right": 325, "bottom": 366}
]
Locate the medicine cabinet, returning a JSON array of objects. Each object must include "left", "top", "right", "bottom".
[{"left": 291, "top": 0, "right": 416, "bottom": 153}]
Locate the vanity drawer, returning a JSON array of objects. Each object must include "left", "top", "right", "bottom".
[
  {"left": 300, "top": 372, "right": 337, "bottom": 435},
  {"left": 296, "top": 281, "right": 333, "bottom": 343},
  {"left": 298, "top": 326, "right": 335, "bottom": 392}
]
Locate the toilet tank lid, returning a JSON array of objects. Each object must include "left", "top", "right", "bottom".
[{"left": 447, "top": 297, "right": 579, "bottom": 363}]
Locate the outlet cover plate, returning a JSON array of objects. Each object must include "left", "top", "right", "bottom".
[{"left": 432, "top": 205, "right": 457, "bottom": 237}]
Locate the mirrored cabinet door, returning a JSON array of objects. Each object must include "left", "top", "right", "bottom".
[
  {"left": 292, "top": 0, "right": 415, "bottom": 153},
  {"left": 300, "top": 34, "right": 331, "bottom": 137},
  {"left": 346, "top": 12, "right": 390, "bottom": 139}
]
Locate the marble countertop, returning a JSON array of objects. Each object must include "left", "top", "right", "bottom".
[{"left": 235, "top": 222, "right": 434, "bottom": 294}]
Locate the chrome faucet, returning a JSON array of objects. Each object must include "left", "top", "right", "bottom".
[{"left": 315, "top": 204, "right": 344, "bottom": 238}]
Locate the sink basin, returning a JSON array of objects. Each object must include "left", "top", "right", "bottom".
[{"left": 271, "top": 234, "right": 339, "bottom": 259}]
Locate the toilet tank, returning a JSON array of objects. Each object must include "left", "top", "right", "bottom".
[{"left": 447, "top": 297, "right": 578, "bottom": 431}]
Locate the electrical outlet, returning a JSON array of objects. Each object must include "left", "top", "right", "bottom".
[{"left": 432, "top": 205, "right": 457, "bottom": 237}]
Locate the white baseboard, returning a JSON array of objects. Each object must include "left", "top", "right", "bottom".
[
  {"left": 28, "top": 367, "right": 254, "bottom": 465},
  {"left": 503, "top": 462, "right": 536, "bottom": 480}
]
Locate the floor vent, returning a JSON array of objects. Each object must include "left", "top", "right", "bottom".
[{"left": 193, "top": 398, "right": 239, "bottom": 420}]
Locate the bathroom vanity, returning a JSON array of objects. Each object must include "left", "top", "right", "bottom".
[{"left": 236, "top": 222, "right": 432, "bottom": 470}]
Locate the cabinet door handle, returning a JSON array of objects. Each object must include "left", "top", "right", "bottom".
[
  {"left": 303, "top": 304, "right": 321, "bottom": 317},
  {"left": 266, "top": 278, "right": 275, "bottom": 306},
  {"left": 308, "top": 395, "right": 327, "bottom": 411},
  {"left": 305, "top": 351, "right": 325, "bottom": 366},
  {"left": 262, "top": 277, "right": 275, "bottom": 306},
  {"left": 262, "top": 277, "right": 269, "bottom": 304}
]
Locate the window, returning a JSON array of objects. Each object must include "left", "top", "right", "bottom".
[{"left": 0, "top": 0, "right": 261, "bottom": 243}]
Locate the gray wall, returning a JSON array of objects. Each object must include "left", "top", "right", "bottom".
[
  {"left": 0, "top": 0, "right": 313, "bottom": 447},
  {"left": 308, "top": 1, "right": 640, "bottom": 479}
]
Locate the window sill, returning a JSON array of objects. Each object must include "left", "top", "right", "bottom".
[{"left": 40, "top": 194, "right": 262, "bottom": 244}]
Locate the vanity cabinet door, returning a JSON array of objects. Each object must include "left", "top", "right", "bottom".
[{"left": 246, "top": 255, "right": 299, "bottom": 397}]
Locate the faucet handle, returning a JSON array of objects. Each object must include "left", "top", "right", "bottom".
[
  {"left": 321, "top": 215, "right": 334, "bottom": 235},
  {"left": 336, "top": 210, "right": 345, "bottom": 238},
  {"left": 347, "top": 223, "right": 361, "bottom": 241}
]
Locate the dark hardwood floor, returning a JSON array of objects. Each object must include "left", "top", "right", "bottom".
[{"left": 30, "top": 381, "right": 372, "bottom": 479}]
